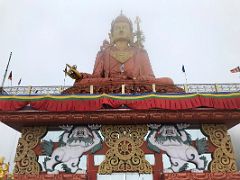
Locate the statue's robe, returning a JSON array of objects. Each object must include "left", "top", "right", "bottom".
[
  {"left": 63, "top": 46, "right": 182, "bottom": 94},
  {"left": 73, "top": 46, "right": 174, "bottom": 86},
  {"left": 92, "top": 47, "right": 155, "bottom": 80}
]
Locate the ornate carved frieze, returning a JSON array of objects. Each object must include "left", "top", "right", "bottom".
[
  {"left": 13, "top": 174, "right": 87, "bottom": 180},
  {"left": 164, "top": 172, "right": 240, "bottom": 180},
  {"left": 2, "top": 110, "right": 240, "bottom": 130},
  {"left": 14, "top": 127, "right": 47, "bottom": 175},
  {"left": 202, "top": 124, "right": 237, "bottom": 172},
  {"left": 99, "top": 125, "right": 152, "bottom": 174}
]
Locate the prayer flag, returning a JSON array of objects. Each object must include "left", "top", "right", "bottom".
[
  {"left": 230, "top": 66, "right": 240, "bottom": 73},
  {"left": 182, "top": 65, "right": 185, "bottom": 73},
  {"left": 8, "top": 71, "right": 12, "bottom": 80}
]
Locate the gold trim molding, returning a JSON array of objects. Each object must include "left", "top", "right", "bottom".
[
  {"left": 14, "top": 127, "right": 47, "bottom": 175},
  {"left": 202, "top": 124, "right": 237, "bottom": 172},
  {"left": 99, "top": 125, "right": 152, "bottom": 174}
]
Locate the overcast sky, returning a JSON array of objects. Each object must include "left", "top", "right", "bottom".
[
  {"left": 0, "top": 0, "right": 240, "bottom": 87},
  {"left": 1, "top": 0, "right": 240, "bottom": 172}
]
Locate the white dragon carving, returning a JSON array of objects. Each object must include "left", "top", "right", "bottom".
[{"left": 147, "top": 124, "right": 207, "bottom": 173}]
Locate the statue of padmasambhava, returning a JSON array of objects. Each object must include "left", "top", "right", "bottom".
[{"left": 63, "top": 12, "right": 183, "bottom": 94}]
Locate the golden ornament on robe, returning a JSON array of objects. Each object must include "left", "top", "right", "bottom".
[{"left": 110, "top": 49, "right": 134, "bottom": 64}]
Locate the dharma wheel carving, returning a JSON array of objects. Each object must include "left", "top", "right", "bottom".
[
  {"left": 14, "top": 127, "right": 47, "bottom": 175},
  {"left": 99, "top": 125, "right": 152, "bottom": 174},
  {"left": 202, "top": 124, "right": 237, "bottom": 172}
]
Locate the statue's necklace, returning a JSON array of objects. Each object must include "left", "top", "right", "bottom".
[{"left": 110, "top": 49, "right": 134, "bottom": 64}]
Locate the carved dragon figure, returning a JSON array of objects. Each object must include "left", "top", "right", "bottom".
[
  {"left": 147, "top": 124, "right": 208, "bottom": 173},
  {"left": 42, "top": 125, "right": 102, "bottom": 174}
]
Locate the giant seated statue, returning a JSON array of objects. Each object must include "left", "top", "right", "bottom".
[{"left": 62, "top": 13, "right": 183, "bottom": 94}]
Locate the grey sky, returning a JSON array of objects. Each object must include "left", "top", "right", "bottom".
[
  {"left": 0, "top": 0, "right": 240, "bottom": 87},
  {"left": 0, "top": 0, "right": 240, "bottom": 172}
]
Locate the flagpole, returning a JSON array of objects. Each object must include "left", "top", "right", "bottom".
[
  {"left": 1, "top": 52, "right": 12, "bottom": 88},
  {"left": 184, "top": 72, "right": 188, "bottom": 84},
  {"left": 182, "top": 65, "right": 189, "bottom": 92},
  {"left": 182, "top": 65, "right": 188, "bottom": 84},
  {"left": 16, "top": 78, "right": 21, "bottom": 94},
  {"left": 63, "top": 65, "right": 67, "bottom": 89}
]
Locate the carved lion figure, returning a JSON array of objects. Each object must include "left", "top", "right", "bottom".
[
  {"left": 43, "top": 125, "right": 102, "bottom": 174},
  {"left": 147, "top": 124, "right": 207, "bottom": 172}
]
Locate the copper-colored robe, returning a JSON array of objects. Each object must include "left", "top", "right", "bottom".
[
  {"left": 92, "top": 47, "right": 155, "bottom": 80},
  {"left": 71, "top": 46, "right": 175, "bottom": 92}
]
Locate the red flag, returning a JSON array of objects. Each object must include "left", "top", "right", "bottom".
[
  {"left": 230, "top": 66, "right": 240, "bottom": 73},
  {"left": 8, "top": 71, "right": 12, "bottom": 80}
]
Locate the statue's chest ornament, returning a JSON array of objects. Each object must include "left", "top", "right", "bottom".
[{"left": 110, "top": 50, "right": 134, "bottom": 64}]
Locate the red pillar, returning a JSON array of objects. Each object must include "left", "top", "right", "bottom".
[{"left": 87, "top": 154, "right": 97, "bottom": 180}]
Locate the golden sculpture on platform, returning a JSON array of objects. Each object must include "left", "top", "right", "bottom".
[
  {"left": 99, "top": 125, "right": 152, "bottom": 174},
  {"left": 202, "top": 124, "right": 237, "bottom": 172},
  {"left": 14, "top": 127, "right": 47, "bottom": 175},
  {"left": 0, "top": 156, "right": 9, "bottom": 179}
]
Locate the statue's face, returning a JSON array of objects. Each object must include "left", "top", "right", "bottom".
[{"left": 112, "top": 22, "right": 131, "bottom": 43}]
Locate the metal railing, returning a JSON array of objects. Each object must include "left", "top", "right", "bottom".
[{"left": 0, "top": 84, "right": 240, "bottom": 95}]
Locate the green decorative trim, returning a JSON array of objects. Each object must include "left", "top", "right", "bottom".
[
  {"left": 179, "top": 163, "right": 189, "bottom": 172},
  {"left": 200, "top": 156, "right": 208, "bottom": 170},
  {"left": 41, "top": 140, "right": 54, "bottom": 156},
  {"left": 146, "top": 130, "right": 161, "bottom": 153},
  {"left": 196, "top": 138, "right": 208, "bottom": 154}
]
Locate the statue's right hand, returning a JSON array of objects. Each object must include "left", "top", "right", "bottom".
[{"left": 65, "top": 64, "right": 82, "bottom": 80}]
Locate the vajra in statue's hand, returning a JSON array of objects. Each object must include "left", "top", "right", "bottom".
[{"left": 64, "top": 64, "right": 82, "bottom": 80}]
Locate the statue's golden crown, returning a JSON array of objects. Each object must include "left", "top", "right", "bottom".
[
  {"left": 114, "top": 14, "right": 129, "bottom": 23},
  {"left": 111, "top": 12, "right": 133, "bottom": 33}
]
